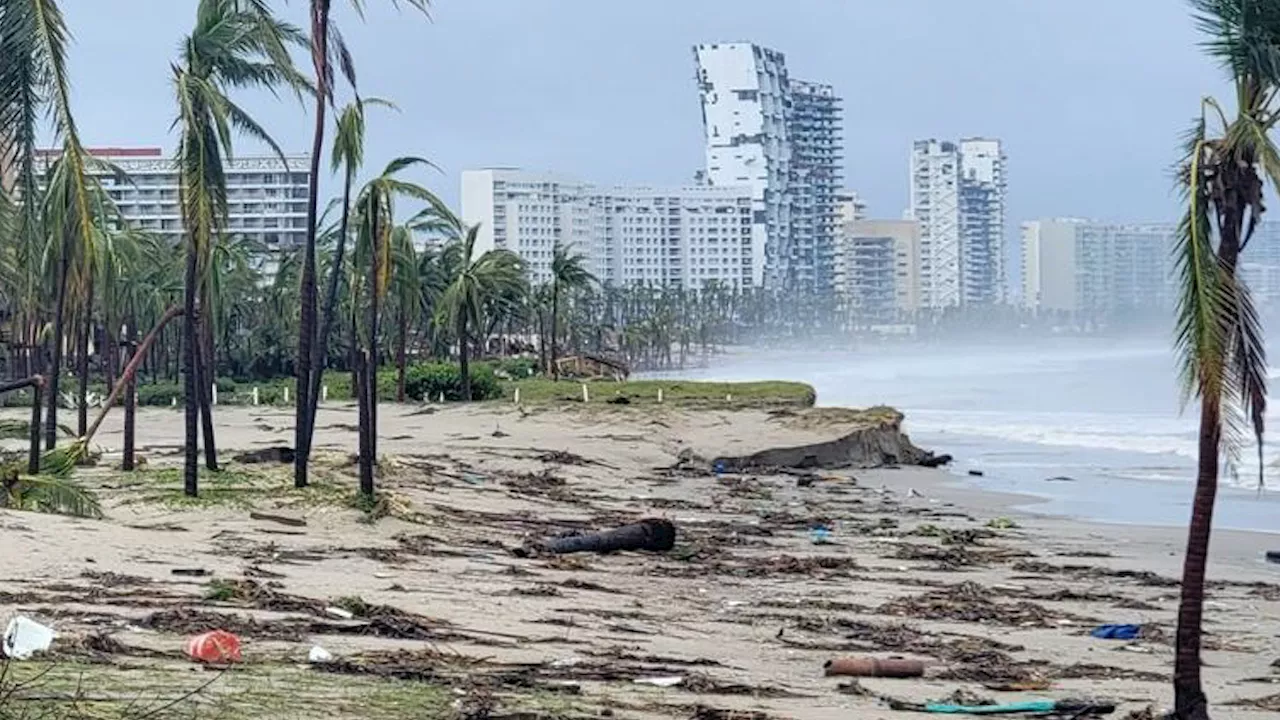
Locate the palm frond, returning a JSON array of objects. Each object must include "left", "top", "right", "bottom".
[{"left": 12, "top": 472, "right": 103, "bottom": 519}]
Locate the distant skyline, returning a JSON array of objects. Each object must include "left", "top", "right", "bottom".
[{"left": 62, "top": 0, "right": 1220, "bottom": 226}]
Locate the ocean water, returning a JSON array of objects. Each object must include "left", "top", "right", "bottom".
[{"left": 657, "top": 339, "right": 1280, "bottom": 533}]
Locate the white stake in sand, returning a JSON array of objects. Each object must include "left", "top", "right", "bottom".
[
  {"left": 581, "top": 384, "right": 589, "bottom": 403},
  {"left": 252, "top": 387, "right": 260, "bottom": 405},
  {"left": 322, "top": 385, "right": 328, "bottom": 403},
  {"left": 657, "top": 388, "right": 663, "bottom": 404},
  {"left": 283, "top": 387, "right": 289, "bottom": 404},
  {"left": 211, "top": 384, "right": 218, "bottom": 406},
  {"left": 514, "top": 387, "right": 521, "bottom": 405}
]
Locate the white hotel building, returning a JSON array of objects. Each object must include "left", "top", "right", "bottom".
[
  {"left": 461, "top": 169, "right": 753, "bottom": 290},
  {"left": 37, "top": 147, "right": 312, "bottom": 252}
]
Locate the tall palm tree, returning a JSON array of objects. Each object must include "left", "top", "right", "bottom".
[
  {"left": 548, "top": 243, "right": 594, "bottom": 380},
  {"left": 295, "top": 0, "right": 428, "bottom": 490},
  {"left": 1, "top": 0, "right": 104, "bottom": 452},
  {"left": 430, "top": 208, "right": 524, "bottom": 401},
  {"left": 388, "top": 225, "right": 420, "bottom": 402},
  {"left": 349, "top": 157, "right": 441, "bottom": 496},
  {"left": 1173, "top": 2, "right": 1278, "bottom": 717},
  {"left": 173, "top": 0, "right": 305, "bottom": 496}
]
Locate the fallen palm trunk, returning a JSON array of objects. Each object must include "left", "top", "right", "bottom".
[
  {"left": 824, "top": 657, "right": 925, "bottom": 678},
  {"left": 517, "top": 518, "right": 677, "bottom": 556},
  {"left": 81, "top": 306, "right": 184, "bottom": 447}
]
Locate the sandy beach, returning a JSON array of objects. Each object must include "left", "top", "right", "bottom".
[{"left": 1, "top": 401, "right": 1278, "bottom": 719}]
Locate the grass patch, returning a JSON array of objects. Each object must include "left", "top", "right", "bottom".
[
  {"left": 108, "top": 465, "right": 352, "bottom": 510},
  {"left": 500, "top": 379, "right": 816, "bottom": 409}
]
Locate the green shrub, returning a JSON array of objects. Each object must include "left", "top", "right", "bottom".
[
  {"left": 403, "top": 362, "right": 501, "bottom": 402},
  {"left": 492, "top": 357, "right": 539, "bottom": 379},
  {"left": 136, "top": 382, "right": 184, "bottom": 406}
]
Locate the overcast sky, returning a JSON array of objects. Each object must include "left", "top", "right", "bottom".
[{"left": 62, "top": 0, "right": 1222, "bottom": 226}]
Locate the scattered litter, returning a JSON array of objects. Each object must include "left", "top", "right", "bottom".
[
  {"left": 986, "top": 517, "right": 1019, "bottom": 530},
  {"left": 967, "top": 470, "right": 985, "bottom": 477},
  {"left": 3, "top": 617, "right": 55, "bottom": 659},
  {"left": 1091, "top": 624, "right": 1142, "bottom": 640},
  {"left": 184, "top": 630, "right": 242, "bottom": 664},
  {"left": 308, "top": 645, "right": 334, "bottom": 663},
  {"left": 824, "top": 657, "right": 925, "bottom": 678},
  {"left": 1045, "top": 476, "right": 1076, "bottom": 482},
  {"left": 634, "top": 676, "right": 684, "bottom": 687},
  {"left": 325, "top": 606, "right": 355, "bottom": 620},
  {"left": 171, "top": 568, "right": 211, "bottom": 577},
  {"left": 809, "top": 525, "right": 834, "bottom": 545},
  {"left": 920, "top": 699, "right": 1115, "bottom": 716},
  {"left": 1266, "top": 550, "right": 1280, "bottom": 565}
]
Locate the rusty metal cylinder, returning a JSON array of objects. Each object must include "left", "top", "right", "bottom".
[{"left": 823, "top": 657, "right": 925, "bottom": 678}]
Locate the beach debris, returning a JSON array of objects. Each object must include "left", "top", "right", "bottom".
[
  {"left": 921, "top": 454, "right": 954, "bottom": 468},
  {"left": 1265, "top": 550, "right": 1280, "bottom": 565},
  {"left": 915, "top": 699, "right": 1116, "bottom": 716},
  {"left": 184, "top": 630, "right": 242, "bottom": 663},
  {"left": 823, "top": 657, "right": 925, "bottom": 678},
  {"left": 514, "top": 518, "right": 677, "bottom": 557},
  {"left": 249, "top": 511, "right": 307, "bottom": 528},
  {"left": 967, "top": 470, "right": 985, "bottom": 477},
  {"left": 1090, "top": 624, "right": 1141, "bottom": 640},
  {"left": 1225, "top": 693, "right": 1280, "bottom": 711},
  {"left": 633, "top": 675, "right": 683, "bottom": 687},
  {"left": 810, "top": 525, "right": 834, "bottom": 545},
  {"left": 172, "top": 567, "right": 211, "bottom": 577},
  {"left": 325, "top": 606, "right": 356, "bottom": 620},
  {"left": 233, "top": 446, "right": 295, "bottom": 464},
  {"left": 986, "top": 517, "right": 1019, "bottom": 529},
  {"left": 878, "top": 582, "right": 1090, "bottom": 627},
  {"left": 491, "top": 424, "right": 509, "bottom": 438},
  {"left": 308, "top": 645, "right": 335, "bottom": 663},
  {"left": 3, "top": 616, "right": 55, "bottom": 659},
  {"left": 1045, "top": 476, "right": 1077, "bottom": 482}
]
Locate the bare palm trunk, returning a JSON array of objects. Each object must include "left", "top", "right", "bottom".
[
  {"left": 76, "top": 278, "right": 94, "bottom": 437},
  {"left": 196, "top": 332, "right": 218, "bottom": 471},
  {"left": 395, "top": 303, "right": 407, "bottom": 403},
  {"left": 28, "top": 380, "right": 42, "bottom": 475},
  {"left": 458, "top": 315, "right": 471, "bottom": 402},
  {"left": 183, "top": 241, "right": 200, "bottom": 497},
  {"left": 122, "top": 319, "right": 138, "bottom": 471},
  {"left": 551, "top": 280, "right": 560, "bottom": 381},
  {"left": 1173, "top": 397, "right": 1219, "bottom": 720},
  {"left": 45, "top": 246, "right": 70, "bottom": 450},
  {"left": 356, "top": 350, "right": 373, "bottom": 496},
  {"left": 294, "top": 0, "right": 333, "bottom": 490}
]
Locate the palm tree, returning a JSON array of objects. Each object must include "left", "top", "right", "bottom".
[
  {"left": 431, "top": 208, "right": 524, "bottom": 401},
  {"left": 172, "top": 0, "right": 305, "bottom": 496},
  {"left": 388, "top": 225, "right": 420, "bottom": 402},
  {"left": 1, "top": 0, "right": 104, "bottom": 452},
  {"left": 548, "top": 243, "right": 594, "bottom": 380},
  {"left": 295, "top": 0, "right": 428, "bottom": 490},
  {"left": 298, "top": 96, "right": 393, "bottom": 486},
  {"left": 349, "top": 157, "right": 441, "bottom": 497},
  {"left": 1172, "top": 2, "right": 1278, "bottom": 717}
]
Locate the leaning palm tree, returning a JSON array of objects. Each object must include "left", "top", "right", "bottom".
[
  {"left": 172, "top": 0, "right": 305, "bottom": 496},
  {"left": 548, "top": 243, "right": 595, "bottom": 380},
  {"left": 1172, "top": 2, "right": 1278, "bottom": 717},
  {"left": 295, "top": 0, "right": 428, "bottom": 490},
  {"left": 349, "top": 157, "right": 442, "bottom": 497}
]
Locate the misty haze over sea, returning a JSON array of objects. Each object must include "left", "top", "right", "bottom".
[{"left": 658, "top": 338, "right": 1280, "bottom": 534}]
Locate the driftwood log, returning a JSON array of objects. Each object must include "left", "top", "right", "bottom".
[{"left": 516, "top": 518, "right": 677, "bottom": 557}]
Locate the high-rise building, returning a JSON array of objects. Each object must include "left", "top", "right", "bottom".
[
  {"left": 834, "top": 218, "right": 921, "bottom": 320},
  {"left": 910, "top": 140, "right": 961, "bottom": 309},
  {"left": 461, "top": 168, "right": 754, "bottom": 290},
  {"left": 958, "top": 138, "right": 1006, "bottom": 304},
  {"left": 693, "top": 42, "right": 843, "bottom": 293},
  {"left": 1021, "top": 218, "right": 1175, "bottom": 319},
  {"left": 36, "top": 147, "right": 311, "bottom": 252},
  {"left": 789, "top": 80, "right": 844, "bottom": 294},
  {"left": 909, "top": 138, "right": 1007, "bottom": 309}
]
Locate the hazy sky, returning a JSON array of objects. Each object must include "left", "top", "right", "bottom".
[{"left": 62, "top": 0, "right": 1222, "bottom": 226}]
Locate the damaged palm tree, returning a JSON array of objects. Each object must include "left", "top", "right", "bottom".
[
  {"left": 516, "top": 518, "right": 677, "bottom": 557},
  {"left": 1170, "top": 2, "right": 1278, "bottom": 718}
]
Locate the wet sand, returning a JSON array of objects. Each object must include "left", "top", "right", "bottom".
[{"left": 1, "top": 402, "right": 1278, "bottom": 718}]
